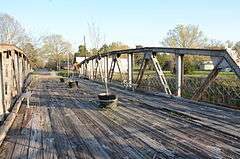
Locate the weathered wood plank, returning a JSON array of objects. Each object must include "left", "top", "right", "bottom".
[
  {"left": 78, "top": 78, "right": 240, "bottom": 130},
  {"left": 68, "top": 100, "right": 150, "bottom": 158},
  {"left": 48, "top": 98, "right": 77, "bottom": 158},
  {"left": 11, "top": 107, "right": 33, "bottom": 159},
  {"left": 42, "top": 107, "right": 58, "bottom": 159},
  {"left": 77, "top": 77, "right": 240, "bottom": 158},
  {"left": 0, "top": 105, "right": 26, "bottom": 159},
  {"left": 1, "top": 74, "right": 240, "bottom": 159},
  {"left": 28, "top": 88, "right": 44, "bottom": 159}
]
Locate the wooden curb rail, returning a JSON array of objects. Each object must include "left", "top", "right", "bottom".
[
  {"left": 0, "top": 74, "right": 32, "bottom": 146},
  {"left": 0, "top": 95, "right": 24, "bottom": 146}
]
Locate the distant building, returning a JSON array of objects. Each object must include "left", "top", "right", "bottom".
[
  {"left": 75, "top": 56, "right": 86, "bottom": 64},
  {"left": 199, "top": 61, "right": 214, "bottom": 70},
  {"left": 199, "top": 60, "right": 233, "bottom": 72}
]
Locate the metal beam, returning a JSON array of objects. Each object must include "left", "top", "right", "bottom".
[
  {"left": 223, "top": 50, "right": 240, "bottom": 79},
  {"left": 135, "top": 54, "right": 149, "bottom": 87},
  {"left": 80, "top": 47, "right": 226, "bottom": 65},
  {"left": 135, "top": 52, "right": 172, "bottom": 94},
  {"left": 108, "top": 56, "right": 116, "bottom": 82},
  {"left": 192, "top": 57, "right": 224, "bottom": 101},
  {"left": 78, "top": 47, "right": 240, "bottom": 96},
  {"left": 150, "top": 53, "right": 171, "bottom": 95},
  {"left": 116, "top": 58, "right": 123, "bottom": 82}
]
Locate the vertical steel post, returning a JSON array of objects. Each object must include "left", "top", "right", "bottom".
[
  {"left": 176, "top": 54, "right": 184, "bottom": 96},
  {"left": 91, "top": 60, "right": 94, "bottom": 79},
  {"left": 105, "top": 56, "right": 109, "bottom": 81},
  {"left": 67, "top": 52, "right": 70, "bottom": 77},
  {"left": 85, "top": 62, "right": 88, "bottom": 77},
  {"left": 128, "top": 53, "right": 133, "bottom": 86},
  {"left": 81, "top": 64, "right": 83, "bottom": 75}
]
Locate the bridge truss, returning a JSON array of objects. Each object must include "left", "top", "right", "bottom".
[{"left": 77, "top": 47, "right": 240, "bottom": 101}]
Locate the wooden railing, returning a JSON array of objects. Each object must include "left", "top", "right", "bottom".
[{"left": 0, "top": 44, "right": 31, "bottom": 120}]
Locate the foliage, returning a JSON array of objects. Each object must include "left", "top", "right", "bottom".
[
  {"left": 107, "top": 42, "right": 129, "bottom": 51},
  {"left": 76, "top": 45, "right": 88, "bottom": 57},
  {"left": 98, "top": 42, "right": 129, "bottom": 56},
  {"left": 0, "top": 13, "right": 30, "bottom": 46},
  {"left": 74, "top": 53, "right": 81, "bottom": 57},
  {"left": 57, "top": 70, "right": 73, "bottom": 77},
  {"left": 205, "top": 39, "right": 225, "bottom": 49},
  {"left": 157, "top": 54, "right": 174, "bottom": 71},
  {"left": 90, "top": 48, "right": 99, "bottom": 56},
  {"left": 40, "top": 34, "right": 72, "bottom": 70},
  {"left": 233, "top": 41, "right": 240, "bottom": 58},
  {"left": 21, "top": 43, "right": 45, "bottom": 68},
  {"left": 183, "top": 57, "right": 196, "bottom": 74},
  {"left": 162, "top": 24, "right": 207, "bottom": 48},
  {"left": 162, "top": 24, "right": 211, "bottom": 74},
  {"left": 74, "top": 45, "right": 89, "bottom": 63},
  {"left": 0, "top": 13, "right": 45, "bottom": 68},
  {"left": 98, "top": 44, "right": 109, "bottom": 54}
]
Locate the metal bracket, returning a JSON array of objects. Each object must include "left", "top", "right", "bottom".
[
  {"left": 108, "top": 55, "right": 123, "bottom": 82},
  {"left": 192, "top": 57, "right": 224, "bottom": 100},
  {"left": 135, "top": 52, "right": 172, "bottom": 95}
]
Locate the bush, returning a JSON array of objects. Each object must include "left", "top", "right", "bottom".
[
  {"left": 184, "top": 60, "right": 195, "bottom": 74},
  {"left": 57, "top": 70, "right": 73, "bottom": 77},
  {"left": 163, "top": 61, "right": 175, "bottom": 71}
]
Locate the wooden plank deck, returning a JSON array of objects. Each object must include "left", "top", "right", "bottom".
[{"left": 0, "top": 74, "right": 239, "bottom": 159}]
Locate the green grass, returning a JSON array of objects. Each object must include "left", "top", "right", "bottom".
[
  {"left": 131, "top": 70, "right": 237, "bottom": 79},
  {"left": 187, "top": 71, "right": 236, "bottom": 79}
]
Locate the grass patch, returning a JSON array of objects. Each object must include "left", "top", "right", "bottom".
[{"left": 56, "top": 70, "right": 74, "bottom": 77}]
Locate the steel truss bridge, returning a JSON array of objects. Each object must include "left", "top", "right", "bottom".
[{"left": 77, "top": 47, "right": 240, "bottom": 101}]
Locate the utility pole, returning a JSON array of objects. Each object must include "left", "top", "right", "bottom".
[
  {"left": 84, "top": 36, "right": 86, "bottom": 60},
  {"left": 83, "top": 36, "right": 87, "bottom": 77},
  {"left": 67, "top": 51, "right": 70, "bottom": 77}
]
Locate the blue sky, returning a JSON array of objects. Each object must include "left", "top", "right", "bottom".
[{"left": 1, "top": 0, "right": 240, "bottom": 51}]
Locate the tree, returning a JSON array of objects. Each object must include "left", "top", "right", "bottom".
[
  {"left": 88, "top": 22, "right": 104, "bottom": 55},
  {"left": 0, "top": 13, "right": 29, "bottom": 46},
  {"left": 206, "top": 39, "right": 225, "bottom": 49},
  {"left": 40, "top": 34, "right": 72, "bottom": 70},
  {"left": 74, "top": 45, "right": 89, "bottom": 63},
  {"left": 98, "top": 44, "right": 109, "bottom": 54},
  {"left": 162, "top": 24, "right": 208, "bottom": 74},
  {"left": 157, "top": 54, "right": 174, "bottom": 71},
  {"left": 22, "top": 43, "right": 45, "bottom": 68},
  {"left": 98, "top": 42, "right": 129, "bottom": 56},
  {"left": 162, "top": 24, "right": 207, "bottom": 48},
  {"left": 75, "top": 45, "right": 89, "bottom": 58},
  {"left": 107, "top": 42, "right": 129, "bottom": 51},
  {"left": 225, "top": 40, "right": 234, "bottom": 48},
  {"left": 233, "top": 41, "right": 240, "bottom": 58}
]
